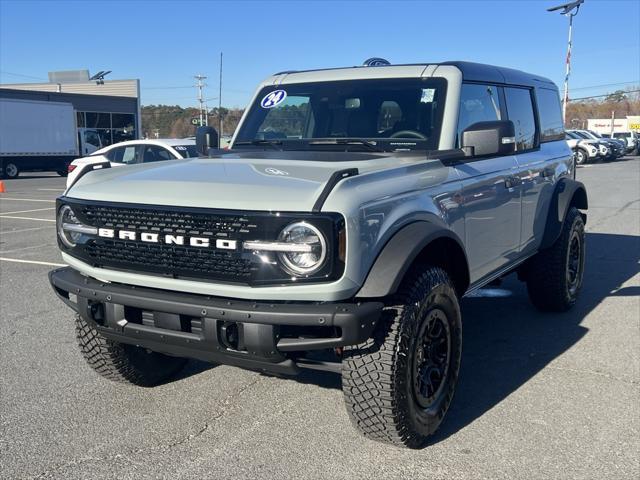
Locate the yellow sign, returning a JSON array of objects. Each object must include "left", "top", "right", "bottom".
[{"left": 629, "top": 123, "right": 640, "bottom": 130}]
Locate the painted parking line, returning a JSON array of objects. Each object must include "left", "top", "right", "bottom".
[
  {"left": 0, "top": 207, "right": 55, "bottom": 215},
  {"left": 0, "top": 216, "right": 56, "bottom": 222},
  {"left": 0, "top": 257, "right": 65, "bottom": 267},
  {"left": 0, "top": 243, "right": 56, "bottom": 254},
  {"left": 0, "top": 226, "right": 53, "bottom": 235},
  {"left": 0, "top": 197, "right": 56, "bottom": 203}
]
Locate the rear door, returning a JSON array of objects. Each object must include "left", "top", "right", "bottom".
[
  {"left": 509, "top": 87, "right": 564, "bottom": 255},
  {"left": 454, "top": 83, "right": 522, "bottom": 282}
]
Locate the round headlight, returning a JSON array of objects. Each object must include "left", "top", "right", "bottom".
[
  {"left": 57, "top": 205, "right": 82, "bottom": 248},
  {"left": 277, "top": 222, "right": 327, "bottom": 276}
]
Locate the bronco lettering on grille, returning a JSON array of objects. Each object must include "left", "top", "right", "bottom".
[{"left": 97, "top": 228, "right": 237, "bottom": 250}]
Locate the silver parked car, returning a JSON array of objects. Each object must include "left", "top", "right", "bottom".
[{"left": 50, "top": 60, "right": 587, "bottom": 448}]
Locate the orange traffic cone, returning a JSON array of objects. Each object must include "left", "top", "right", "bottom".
[{"left": 0, "top": 181, "right": 5, "bottom": 193}]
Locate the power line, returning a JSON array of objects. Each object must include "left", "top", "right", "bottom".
[
  {"left": 0, "top": 70, "right": 47, "bottom": 81},
  {"left": 141, "top": 85, "right": 194, "bottom": 90},
  {"left": 569, "top": 89, "right": 640, "bottom": 102},
  {"left": 571, "top": 81, "right": 639, "bottom": 91}
]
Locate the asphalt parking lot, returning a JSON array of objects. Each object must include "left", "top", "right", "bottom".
[{"left": 1, "top": 157, "right": 638, "bottom": 480}]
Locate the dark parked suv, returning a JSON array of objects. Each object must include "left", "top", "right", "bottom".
[{"left": 50, "top": 60, "right": 587, "bottom": 448}]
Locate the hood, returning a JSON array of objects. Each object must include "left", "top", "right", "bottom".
[{"left": 65, "top": 150, "right": 426, "bottom": 212}]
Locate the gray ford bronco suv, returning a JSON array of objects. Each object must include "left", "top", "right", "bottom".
[{"left": 50, "top": 60, "right": 588, "bottom": 448}]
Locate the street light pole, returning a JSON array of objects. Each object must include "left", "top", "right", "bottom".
[
  {"left": 562, "top": 10, "right": 576, "bottom": 124},
  {"left": 547, "top": 0, "right": 584, "bottom": 125}
]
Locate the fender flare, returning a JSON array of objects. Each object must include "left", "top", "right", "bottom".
[
  {"left": 540, "top": 177, "right": 588, "bottom": 249},
  {"left": 357, "top": 221, "right": 469, "bottom": 298}
]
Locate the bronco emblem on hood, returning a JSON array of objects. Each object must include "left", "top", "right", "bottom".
[{"left": 264, "top": 167, "right": 289, "bottom": 176}]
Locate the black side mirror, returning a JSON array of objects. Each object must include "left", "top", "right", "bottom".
[
  {"left": 461, "top": 120, "right": 516, "bottom": 157},
  {"left": 195, "top": 126, "right": 219, "bottom": 156}
]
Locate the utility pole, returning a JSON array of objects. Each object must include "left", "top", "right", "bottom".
[
  {"left": 194, "top": 74, "right": 207, "bottom": 126},
  {"left": 547, "top": 0, "right": 584, "bottom": 125},
  {"left": 610, "top": 110, "right": 615, "bottom": 138},
  {"left": 218, "top": 52, "right": 223, "bottom": 147}
]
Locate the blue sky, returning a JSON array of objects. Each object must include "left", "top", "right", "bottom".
[{"left": 1, "top": 0, "right": 638, "bottom": 108}]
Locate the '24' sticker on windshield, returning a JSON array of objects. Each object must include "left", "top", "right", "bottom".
[{"left": 261, "top": 90, "right": 287, "bottom": 108}]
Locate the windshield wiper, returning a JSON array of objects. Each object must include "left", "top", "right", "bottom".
[
  {"left": 234, "top": 139, "right": 284, "bottom": 150},
  {"left": 308, "top": 138, "right": 386, "bottom": 152}
]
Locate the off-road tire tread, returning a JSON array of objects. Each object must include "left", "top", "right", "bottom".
[
  {"left": 75, "top": 314, "right": 186, "bottom": 386},
  {"left": 342, "top": 267, "right": 461, "bottom": 448},
  {"left": 526, "top": 207, "right": 584, "bottom": 312}
]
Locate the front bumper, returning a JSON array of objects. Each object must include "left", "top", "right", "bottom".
[{"left": 49, "top": 267, "right": 382, "bottom": 375}]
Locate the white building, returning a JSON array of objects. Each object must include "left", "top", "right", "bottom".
[
  {"left": 587, "top": 115, "right": 640, "bottom": 135},
  {"left": 1, "top": 70, "right": 141, "bottom": 146}
]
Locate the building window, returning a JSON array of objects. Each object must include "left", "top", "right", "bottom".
[
  {"left": 77, "top": 111, "right": 136, "bottom": 147},
  {"left": 85, "top": 112, "right": 111, "bottom": 129}
]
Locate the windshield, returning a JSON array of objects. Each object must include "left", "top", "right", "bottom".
[
  {"left": 573, "top": 131, "right": 591, "bottom": 139},
  {"left": 588, "top": 130, "right": 603, "bottom": 138},
  {"left": 172, "top": 144, "right": 198, "bottom": 158},
  {"left": 234, "top": 78, "right": 447, "bottom": 152}
]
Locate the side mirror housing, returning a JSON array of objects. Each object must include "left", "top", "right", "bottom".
[
  {"left": 461, "top": 120, "right": 516, "bottom": 157},
  {"left": 195, "top": 126, "right": 219, "bottom": 156}
]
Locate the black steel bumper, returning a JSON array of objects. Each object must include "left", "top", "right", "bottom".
[{"left": 49, "top": 267, "right": 382, "bottom": 375}]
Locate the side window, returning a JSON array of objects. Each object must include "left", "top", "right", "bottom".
[
  {"left": 84, "top": 131, "right": 101, "bottom": 148},
  {"left": 109, "top": 146, "right": 138, "bottom": 164},
  {"left": 142, "top": 145, "right": 174, "bottom": 163},
  {"left": 457, "top": 84, "right": 502, "bottom": 147},
  {"left": 104, "top": 147, "right": 120, "bottom": 162},
  {"left": 537, "top": 88, "right": 565, "bottom": 142},
  {"left": 504, "top": 87, "right": 537, "bottom": 151}
]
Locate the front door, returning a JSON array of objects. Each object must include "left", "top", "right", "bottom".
[
  {"left": 456, "top": 157, "right": 522, "bottom": 282},
  {"left": 454, "top": 83, "right": 522, "bottom": 283}
]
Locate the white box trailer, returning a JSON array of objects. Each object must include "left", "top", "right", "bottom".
[{"left": 0, "top": 98, "right": 103, "bottom": 178}]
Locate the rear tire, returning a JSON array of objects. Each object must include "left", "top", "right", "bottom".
[
  {"left": 2, "top": 162, "right": 19, "bottom": 179},
  {"left": 342, "top": 266, "right": 462, "bottom": 448},
  {"left": 75, "top": 314, "right": 187, "bottom": 386},
  {"left": 525, "top": 207, "right": 585, "bottom": 312}
]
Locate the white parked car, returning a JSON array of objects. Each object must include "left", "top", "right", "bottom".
[
  {"left": 66, "top": 139, "right": 198, "bottom": 187},
  {"left": 565, "top": 131, "right": 601, "bottom": 164}
]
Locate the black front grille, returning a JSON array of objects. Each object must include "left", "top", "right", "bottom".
[
  {"left": 85, "top": 240, "right": 254, "bottom": 280},
  {"left": 80, "top": 204, "right": 260, "bottom": 238},
  {"left": 63, "top": 199, "right": 344, "bottom": 286}
]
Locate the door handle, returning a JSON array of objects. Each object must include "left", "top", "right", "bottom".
[
  {"left": 504, "top": 175, "right": 520, "bottom": 189},
  {"left": 540, "top": 167, "right": 555, "bottom": 178}
]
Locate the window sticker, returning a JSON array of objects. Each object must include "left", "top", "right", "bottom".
[
  {"left": 261, "top": 90, "right": 287, "bottom": 108},
  {"left": 421, "top": 88, "right": 435, "bottom": 103}
]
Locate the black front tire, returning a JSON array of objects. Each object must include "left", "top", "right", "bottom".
[
  {"left": 525, "top": 207, "right": 585, "bottom": 312},
  {"left": 75, "top": 314, "right": 187, "bottom": 386},
  {"left": 574, "top": 149, "right": 587, "bottom": 165},
  {"left": 342, "top": 266, "right": 462, "bottom": 448}
]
